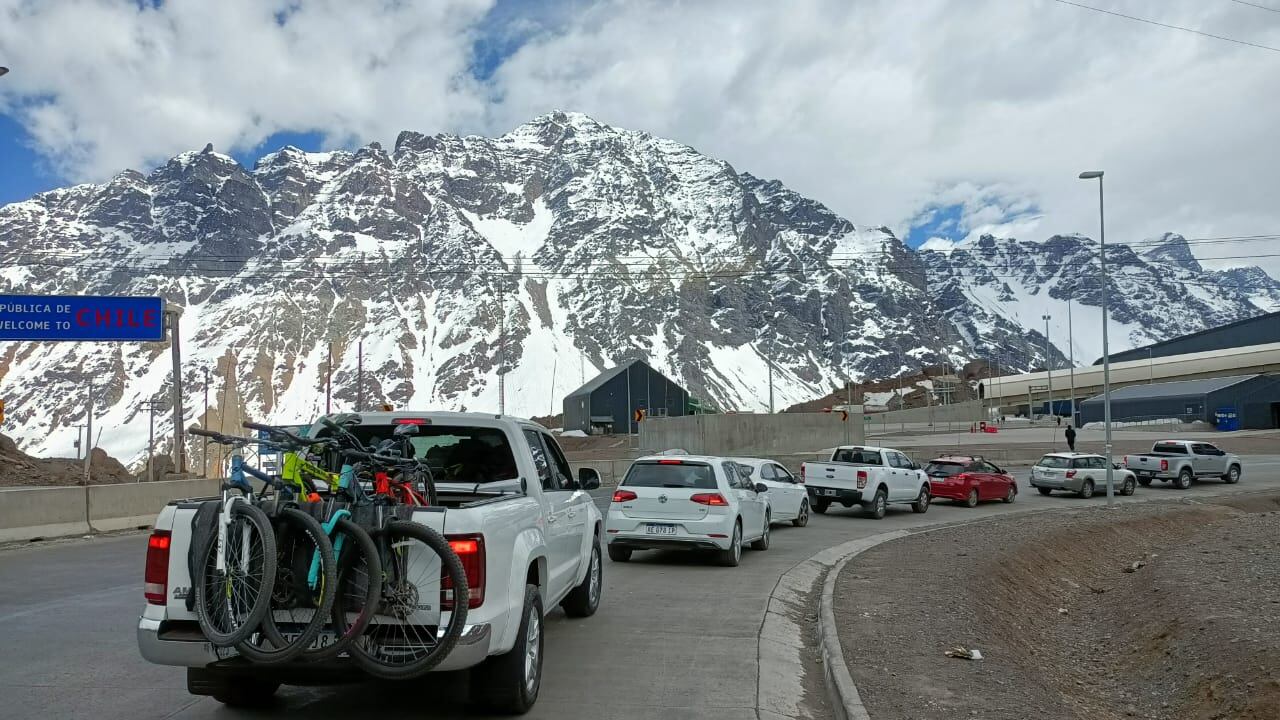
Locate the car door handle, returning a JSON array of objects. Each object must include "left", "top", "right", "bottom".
[
  {"left": 567, "top": 510, "right": 577, "bottom": 518},
  {"left": 547, "top": 515, "right": 558, "bottom": 523}
]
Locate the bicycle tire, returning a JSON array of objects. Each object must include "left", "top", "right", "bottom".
[
  {"left": 194, "top": 501, "right": 277, "bottom": 647},
  {"left": 348, "top": 520, "right": 469, "bottom": 680},
  {"left": 236, "top": 507, "right": 336, "bottom": 664},
  {"left": 302, "top": 517, "right": 381, "bottom": 661}
]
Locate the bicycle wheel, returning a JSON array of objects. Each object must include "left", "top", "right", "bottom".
[
  {"left": 348, "top": 520, "right": 469, "bottom": 680},
  {"left": 194, "top": 501, "right": 277, "bottom": 647},
  {"left": 237, "top": 507, "right": 336, "bottom": 664},
  {"left": 303, "top": 517, "right": 380, "bottom": 661}
]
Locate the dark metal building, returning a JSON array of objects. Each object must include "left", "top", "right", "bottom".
[
  {"left": 1077, "top": 374, "right": 1280, "bottom": 429},
  {"left": 563, "top": 360, "right": 689, "bottom": 435},
  {"left": 1094, "top": 310, "right": 1280, "bottom": 365}
]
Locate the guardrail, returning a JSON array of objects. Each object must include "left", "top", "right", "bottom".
[{"left": 0, "top": 477, "right": 221, "bottom": 543}]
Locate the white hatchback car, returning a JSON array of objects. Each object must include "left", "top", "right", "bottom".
[
  {"left": 733, "top": 458, "right": 809, "bottom": 527},
  {"left": 605, "top": 456, "right": 772, "bottom": 567}
]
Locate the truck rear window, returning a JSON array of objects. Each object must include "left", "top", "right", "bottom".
[
  {"left": 319, "top": 424, "right": 519, "bottom": 483},
  {"left": 623, "top": 462, "right": 716, "bottom": 489},
  {"left": 1152, "top": 443, "right": 1187, "bottom": 454},
  {"left": 833, "top": 448, "right": 883, "bottom": 465}
]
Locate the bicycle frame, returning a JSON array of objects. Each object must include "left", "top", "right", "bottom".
[{"left": 214, "top": 466, "right": 255, "bottom": 576}]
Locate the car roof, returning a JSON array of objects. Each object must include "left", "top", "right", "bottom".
[
  {"left": 732, "top": 457, "right": 781, "bottom": 467},
  {"left": 928, "top": 456, "right": 977, "bottom": 463},
  {"left": 834, "top": 445, "right": 891, "bottom": 453},
  {"left": 1040, "top": 452, "right": 1099, "bottom": 458},
  {"left": 634, "top": 455, "right": 730, "bottom": 464}
]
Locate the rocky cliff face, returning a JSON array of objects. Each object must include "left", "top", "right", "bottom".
[{"left": 1, "top": 112, "right": 1275, "bottom": 465}]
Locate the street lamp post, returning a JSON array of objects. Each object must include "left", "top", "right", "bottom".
[
  {"left": 1042, "top": 314, "right": 1053, "bottom": 421},
  {"left": 1068, "top": 291, "right": 1076, "bottom": 425},
  {"left": 1079, "top": 170, "right": 1113, "bottom": 504}
]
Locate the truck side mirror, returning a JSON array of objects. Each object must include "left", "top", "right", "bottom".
[{"left": 578, "top": 467, "right": 602, "bottom": 491}]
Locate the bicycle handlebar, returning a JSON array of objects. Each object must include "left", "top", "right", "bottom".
[
  {"left": 341, "top": 448, "right": 419, "bottom": 465},
  {"left": 241, "top": 421, "right": 318, "bottom": 448}
]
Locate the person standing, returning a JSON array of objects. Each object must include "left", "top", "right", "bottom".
[{"left": 1065, "top": 424, "right": 1077, "bottom": 452}]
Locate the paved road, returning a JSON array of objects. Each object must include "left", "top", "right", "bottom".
[{"left": 4, "top": 458, "right": 1280, "bottom": 720}]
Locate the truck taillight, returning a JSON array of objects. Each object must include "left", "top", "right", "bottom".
[
  {"left": 612, "top": 489, "right": 638, "bottom": 503},
  {"left": 856, "top": 470, "right": 868, "bottom": 489},
  {"left": 1123, "top": 456, "right": 1128, "bottom": 465},
  {"left": 1160, "top": 459, "right": 1168, "bottom": 471},
  {"left": 443, "top": 534, "right": 485, "bottom": 610},
  {"left": 691, "top": 492, "right": 729, "bottom": 506},
  {"left": 144, "top": 530, "right": 171, "bottom": 605},
  {"left": 800, "top": 464, "right": 806, "bottom": 482}
]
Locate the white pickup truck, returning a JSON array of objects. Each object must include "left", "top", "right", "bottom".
[
  {"left": 138, "top": 412, "right": 604, "bottom": 714},
  {"left": 1123, "top": 440, "right": 1243, "bottom": 489},
  {"left": 799, "top": 445, "right": 932, "bottom": 518}
]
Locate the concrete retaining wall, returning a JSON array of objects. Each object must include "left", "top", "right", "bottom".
[
  {"left": 0, "top": 478, "right": 221, "bottom": 542},
  {"left": 866, "top": 399, "right": 984, "bottom": 427},
  {"left": 638, "top": 411, "right": 866, "bottom": 457}
]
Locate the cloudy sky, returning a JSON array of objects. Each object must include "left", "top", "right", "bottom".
[{"left": 2, "top": 0, "right": 1278, "bottom": 271}]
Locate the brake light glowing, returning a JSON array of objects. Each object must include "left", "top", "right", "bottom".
[
  {"left": 1160, "top": 459, "right": 1168, "bottom": 471},
  {"left": 690, "top": 492, "right": 729, "bottom": 506},
  {"left": 856, "top": 470, "right": 868, "bottom": 489},
  {"left": 443, "top": 534, "right": 485, "bottom": 610},
  {"left": 658, "top": 459, "right": 683, "bottom": 465},
  {"left": 144, "top": 530, "right": 171, "bottom": 605},
  {"left": 395, "top": 418, "right": 430, "bottom": 425},
  {"left": 612, "top": 489, "right": 638, "bottom": 503}
]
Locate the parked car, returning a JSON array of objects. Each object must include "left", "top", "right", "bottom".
[
  {"left": 733, "top": 457, "right": 809, "bottom": 526},
  {"left": 1123, "top": 440, "right": 1242, "bottom": 489},
  {"left": 800, "top": 445, "right": 930, "bottom": 518},
  {"left": 1031, "top": 452, "right": 1136, "bottom": 498},
  {"left": 924, "top": 455, "right": 1018, "bottom": 507},
  {"left": 605, "top": 455, "right": 772, "bottom": 566},
  {"left": 138, "top": 412, "right": 603, "bottom": 715}
]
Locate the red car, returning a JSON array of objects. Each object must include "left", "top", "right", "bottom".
[{"left": 924, "top": 455, "right": 1017, "bottom": 507}]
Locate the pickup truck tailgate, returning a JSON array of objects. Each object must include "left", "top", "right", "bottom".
[{"left": 805, "top": 463, "right": 863, "bottom": 489}]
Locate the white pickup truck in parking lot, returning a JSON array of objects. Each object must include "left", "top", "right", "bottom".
[
  {"left": 138, "top": 412, "right": 604, "bottom": 715},
  {"left": 1123, "top": 440, "right": 1242, "bottom": 489},
  {"left": 800, "top": 445, "right": 932, "bottom": 518}
]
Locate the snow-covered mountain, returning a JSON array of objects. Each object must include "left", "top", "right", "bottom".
[{"left": 1, "top": 112, "right": 1276, "bottom": 466}]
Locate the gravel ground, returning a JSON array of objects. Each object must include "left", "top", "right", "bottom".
[{"left": 835, "top": 494, "right": 1280, "bottom": 720}]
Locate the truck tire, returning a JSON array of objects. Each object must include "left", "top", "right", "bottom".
[
  {"left": 1222, "top": 465, "right": 1241, "bottom": 484},
  {"left": 716, "top": 522, "right": 743, "bottom": 567},
  {"left": 561, "top": 540, "right": 602, "bottom": 618},
  {"left": 813, "top": 499, "right": 829, "bottom": 514},
  {"left": 1078, "top": 479, "right": 1095, "bottom": 499},
  {"left": 750, "top": 514, "right": 770, "bottom": 550},
  {"left": 187, "top": 668, "right": 279, "bottom": 708},
  {"left": 607, "top": 544, "right": 631, "bottom": 563},
  {"left": 471, "top": 584, "right": 543, "bottom": 715},
  {"left": 1137, "top": 476, "right": 1152, "bottom": 487},
  {"left": 1175, "top": 468, "right": 1193, "bottom": 490},
  {"left": 911, "top": 487, "right": 930, "bottom": 514},
  {"left": 864, "top": 486, "right": 888, "bottom": 519}
]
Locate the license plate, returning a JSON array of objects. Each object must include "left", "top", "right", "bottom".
[
  {"left": 282, "top": 630, "right": 336, "bottom": 650},
  {"left": 823, "top": 489, "right": 839, "bottom": 496},
  {"left": 1136, "top": 470, "right": 1151, "bottom": 477},
  {"left": 646, "top": 523, "right": 676, "bottom": 535}
]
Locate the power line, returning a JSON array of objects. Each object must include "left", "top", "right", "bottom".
[
  {"left": 1052, "top": 0, "right": 1280, "bottom": 53},
  {"left": 1229, "top": 0, "right": 1280, "bottom": 13}
]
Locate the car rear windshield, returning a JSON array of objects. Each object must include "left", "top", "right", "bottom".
[
  {"left": 924, "top": 462, "right": 965, "bottom": 477},
  {"left": 623, "top": 462, "right": 717, "bottom": 489},
  {"left": 1152, "top": 442, "right": 1187, "bottom": 454},
  {"left": 1037, "top": 456, "right": 1071, "bottom": 468},
  {"left": 316, "top": 424, "right": 519, "bottom": 483},
  {"left": 833, "top": 448, "right": 883, "bottom": 465}
]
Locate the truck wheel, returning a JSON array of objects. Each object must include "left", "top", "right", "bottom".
[
  {"left": 471, "top": 584, "right": 543, "bottom": 715},
  {"left": 911, "top": 487, "right": 930, "bottom": 514},
  {"left": 1137, "top": 477, "right": 1152, "bottom": 487},
  {"left": 1078, "top": 479, "right": 1095, "bottom": 499},
  {"left": 1222, "top": 465, "right": 1241, "bottom": 484},
  {"left": 963, "top": 488, "right": 979, "bottom": 508},
  {"left": 607, "top": 544, "right": 631, "bottom": 563},
  {"left": 1037, "top": 487, "right": 1053, "bottom": 496},
  {"left": 716, "top": 522, "right": 743, "bottom": 567},
  {"left": 750, "top": 515, "right": 770, "bottom": 550},
  {"left": 188, "top": 668, "right": 279, "bottom": 708},
  {"left": 864, "top": 487, "right": 888, "bottom": 519},
  {"left": 561, "top": 540, "right": 602, "bottom": 618},
  {"left": 813, "top": 500, "right": 829, "bottom": 514},
  {"left": 1121, "top": 477, "right": 1136, "bottom": 496},
  {"left": 792, "top": 500, "right": 810, "bottom": 527},
  {"left": 1175, "top": 468, "right": 1193, "bottom": 489}
]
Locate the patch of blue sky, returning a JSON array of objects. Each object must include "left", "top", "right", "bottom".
[{"left": 906, "top": 203, "right": 965, "bottom": 248}]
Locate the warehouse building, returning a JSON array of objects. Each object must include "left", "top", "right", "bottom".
[
  {"left": 1077, "top": 374, "right": 1280, "bottom": 429},
  {"left": 563, "top": 360, "right": 690, "bottom": 435},
  {"left": 1095, "top": 310, "right": 1280, "bottom": 365}
]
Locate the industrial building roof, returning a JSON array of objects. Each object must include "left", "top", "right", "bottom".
[
  {"left": 564, "top": 359, "right": 650, "bottom": 400},
  {"left": 1080, "top": 374, "right": 1259, "bottom": 403}
]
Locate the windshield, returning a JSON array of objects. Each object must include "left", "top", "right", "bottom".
[
  {"left": 924, "top": 462, "right": 965, "bottom": 478},
  {"left": 317, "top": 424, "right": 519, "bottom": 483},
  {"left": 623, "top": 462, "right": 717, "bottom": 489},
  {"left": 833, "top": 448, "right": 883, "bottom": 465},
  {"left": 1037, "top": 456, "right": 1071, "bottom": 469}
]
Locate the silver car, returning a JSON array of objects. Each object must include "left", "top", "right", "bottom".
[{"left": 1031, "top": 453, "right": 1136, "bottom": 498}]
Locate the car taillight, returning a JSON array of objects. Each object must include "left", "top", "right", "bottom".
[
  {"left": 1065, "top": 470, "right": 1077, "bottom": 478},
  {"left": 1160, "top": 459, "right": 1168, "bottom": 471},
  {"left": 612, "top": 489, "right": 637, "bottom": 503},
  {"left": 144, "top": 530, "right": 171, "bottom": 605},
  {"left": 690, "top": 492, "right": 729, "bottom": 506},
  {"left": 1122, "top": 456, "right": 1128, "bottom": 465},
  {"left": 800, "top": 464, "right": 806, "bottom": 482},
  {"left": 443, "top": 534, "right": 485, "bottom": 610},
  {"left": 856, "top": 470, "right": 868, "bottom": 489}
]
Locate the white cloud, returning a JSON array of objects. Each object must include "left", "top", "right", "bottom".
[{"left": 2, "top": 0, "right": 1279, "bottom": 277}]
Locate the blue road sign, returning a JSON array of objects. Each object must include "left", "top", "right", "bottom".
[{"left": 0, "top": 294, "right": 166, "bottom": 341}]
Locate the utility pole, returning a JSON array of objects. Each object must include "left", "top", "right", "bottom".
[
  {"left": 74, "top": 423, "right": 86, "bottom": 460},
  {"left": 1043, "top": 314, "right": 1053, "bottom": 420},
  {"left": 325, "top": 341, "right": 333, "bottom": 414},
  {"left": 82, "top": 380, "right": 93, "bottom": 486},
  {"left": 1079, "top": 169, "right": 1113, "bottom": 504},
  {"left": 147, "top": 401, "right": 156, "bottom": 483},
  {"left": 767, "top": 356, "right": 775, "bottom": 414},
  {"left": 166, "top": 308, "right": 186, "bottom": 474},
  {"left": 356, "top": 337, "right": 364, "bottom": 413},
  {"left": 1068, "top": 291, "right": 1076, "bottom": 425},
  {"left": 498, "top": 282, "right": 507, "bottom": 415},
  {"left": 202, "top": 368, "right": 210, "bottom": 478}
]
